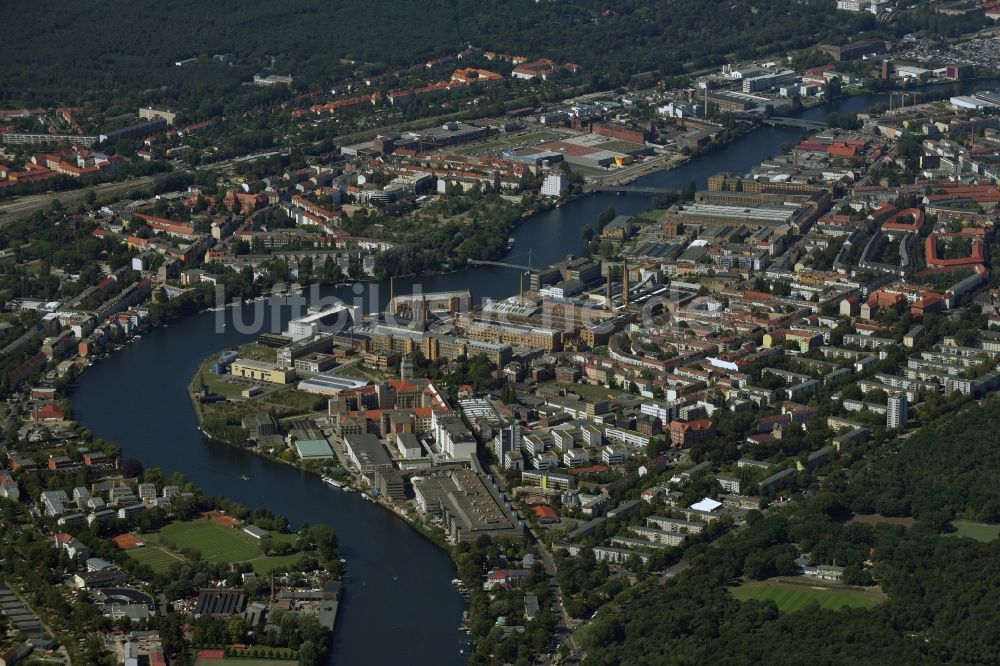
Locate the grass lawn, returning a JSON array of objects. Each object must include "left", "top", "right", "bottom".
[
  {"left": 127, "top": 546, "right": 184, "bottom": 574},
  {"left": 158, "top": 519, "right": 261, "bottom": 562},
  {"left": 194, "top": 358, "right": 246, "bottom": 399},
  {"left": 250, "top": 552, "right": 304, "bottom": 575},
  {"left": 192, "top": 646, "right": 297, "bottom": 665},
  {"left": 334, "top": 362, "right": 383, "bottom": 381},
  {"left": 195, "top": 658, "right": 299, "bottom": 666},
  {"left": 635, "top": 208, "right": 669, "bottom": 222},
  {"left": 731, "top": 579, "right": 884, "bottom": 612},
  {"left": 260, "top": 387, "right": 327, "bottom": 413},
  {"left": 452, "top": 130, "right": 561, "bottom": 155},
  {"left": 548, "top": 382, "right": 620, "bottom": 403},
  {"left": 238, "top": 343, "right": 278, "bottom": 363},
  {"left": 949, "top": 521, "right": 1000, "bottom": 542},
  {"left": 846, "top": 513, "right": 916, "bottom": 529},
  {"left": 151, "top": 518, "right": 304, "bottom": 573}
]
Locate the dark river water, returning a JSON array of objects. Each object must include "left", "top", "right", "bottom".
[{"left": 72, "top": 79, "right": 997, "bottom": 664}]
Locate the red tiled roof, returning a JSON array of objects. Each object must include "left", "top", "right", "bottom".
[
  {"left": 670, "top": 418, "right": 714, "bottom": 432},
  {"left": 533, "top": 505, "right": 559, "bottom": 520}
]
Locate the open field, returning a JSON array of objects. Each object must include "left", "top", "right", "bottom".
[
  {"left": 148, "top": 518, "right": 303, "bottom": 574},
  {"left": 127, "top": 546, "right": 184, "bottom": 574},
  {"left": 547, "top": 382, "right": 622, "bottom": 403},
  {"left": 949, "top": 521, "right": 1000, "bottom": 542},
  {"left": 635, "top": 208, "right": 670, "bottom": 222},
  {"left": 249, "top": 552, "right": 305, "bottom": 575},
  {"left": 195, "top": 658, "right": 295, "bottom": 666},
  {"left": 192, "top": 647, "right": 298, "bottom": 665},
  {"left": 195, "top": 358, "right": 246, "bottom": 399},
  {"left": 731, "top": 579, "right": 885, "bottom": 612},
  {"left": 452, "top": 129, "right": 565, "bottom": 156},
  {"left": 237, "top": 344, "right": 278, "bottom": 363},
  {"left": 159, "top": 519, "right": 261, "bottom": 562},
  {"left": 846, "top": 513, "right": 916, "bottom": 528},
  {"left": 259, "top": 387, "right": 327, "bottom": 412}
]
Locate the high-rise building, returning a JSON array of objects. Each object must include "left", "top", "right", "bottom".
[
  {"left": 493, "top": 423, "right": 523, "bottom": 459},
  {"left": 540, "top": 174, "right": 567, "bottom": 197},
  {"left": 400, "top": 354, "right": 414, "bottom": 381},
  {"left": 887, "top": 394, "right": 908, "bottom": 429}
]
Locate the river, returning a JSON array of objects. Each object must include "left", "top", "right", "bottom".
[{"left": 71, "top": 80, "right": 998, "bottom": 664}]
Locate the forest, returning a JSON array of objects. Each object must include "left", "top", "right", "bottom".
[
  {"left": 847, "top": 396, "right": 1000, "bottom": 521},
  {"left": 579, "top": 395, "right": 1000, "bottom": 665},
  {"left": 4, "top": 0, "right": 883, "bottom": 108}
]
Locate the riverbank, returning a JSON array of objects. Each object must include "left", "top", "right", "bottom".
[
  {"left": 81, "top": 83, "right": 970, "bottom": 664},
  {"left": 185, "top": 346, "right": 464, "bottom": 580}
]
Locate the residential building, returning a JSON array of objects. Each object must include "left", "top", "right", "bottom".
[
  {"left": 540, "top": 174, "right": 568, "bottom": 197},
  {"left": 887, "top": 393, "right": 908, "bottom": 429},
  {"left": 668, "top": 419, "right": 716, "bottom": 447}
]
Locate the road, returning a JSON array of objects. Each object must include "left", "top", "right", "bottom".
[
  {"left": 532, "top": 529, "right": 578, "bottom": 647},
  {"left": 659, "top": 559, "right": 691, "bottom": 583},
  {"left": 0, "top": 176, "right": 159, "bottom": 226},
  {"left": 487, "top": 462, "right": 580, "bottom": 662}
]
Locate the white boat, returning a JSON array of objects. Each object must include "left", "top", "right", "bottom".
[
  {"left": 322, "top": 476, "right": 344, "bottom": 488},
  {"left": 240, "top": 474, "right": 250, "bottom": 481},
  {"left": 506, "top": 237, "right": 516, "bottom": 250}
]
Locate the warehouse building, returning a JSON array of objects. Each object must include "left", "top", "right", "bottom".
[
  {"left": 413, "top": 469, "right": 522, "bottom": 542},
  {"left": 230, "top": 359, "right": 296, "bottom": 384}
]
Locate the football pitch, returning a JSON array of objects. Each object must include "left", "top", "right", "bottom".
[
  {"left": 949, "top": 521, "right": 1000, "bottom": 542},
  {"left": 159, "top": 519, "right": 261, "bottom": 562},
  {"left": 731, "top": 580, "right": 884, "bottom": 612},
  {"left": 194, "top": 660, "right": 294, "bottom": 666},
  {"left": 127, "top": 546, "right": 184, "bottom": 574}
]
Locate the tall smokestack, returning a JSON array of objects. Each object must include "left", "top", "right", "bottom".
[
  {"left": 606, "top": 268, "right": 612, "bottom": 310},
  {"left": 389, "top": 276, "right": 395, "bottom": 313},
  {"left": 623, "top": 260, "right": 630, "bottom": 307},
  {"left": 519, "top": 272, "right": 525, "bottom": 306}
]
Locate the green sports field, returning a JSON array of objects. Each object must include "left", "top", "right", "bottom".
[
  {"left": 195, "top": 658, "right": 299, "bottom": 666},
  {"left": 159, "top": 519, "right": 262, "bottom": 562},
  {"left": 949, "top": 521, "right": 1000, "bottom": 542},
  {"left": 127, "top": 546, "right": 184, "bottom": 574},
  {"left": 731, "top": 580, "right": 884, "bottom": 612},
  {"left": 150, "top": 518, "right": 303, "bottom": 574}
]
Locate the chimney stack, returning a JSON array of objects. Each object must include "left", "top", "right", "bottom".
[
  {"left": 623, "top": 259, "right": 630, "bottom": 307},
  {"left": 606, "top": 268, "right": 612, "bottom": 310}
]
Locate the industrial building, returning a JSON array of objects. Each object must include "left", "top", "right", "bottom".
[
  {"left": 705, "top": 90, "right": 769, "bottom": 113},
  {"left": 230, "top": 359, "right": 296, "bottom": 384},
  {"left": 819, "top": 39, "right": 885, "bottom": 62},
  {"left": 742, "top": 70, "right": 797, "bottom": 93},
  {"left": 285, "top": 305, "right": 359, "bottom": 341},
  {"left": 413, "top": 469, "right": 523, "bottom": 542},
  {"left": 344, "top": 433, "right": 394, "bottom": 481}
]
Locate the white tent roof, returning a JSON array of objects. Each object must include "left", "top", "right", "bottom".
[{"left": 690, "top": 497, "right": 722, "bottom": 512}]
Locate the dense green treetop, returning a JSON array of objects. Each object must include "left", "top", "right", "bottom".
[{"left": 5, "top": 0, "right": 873, "bottom": 107}]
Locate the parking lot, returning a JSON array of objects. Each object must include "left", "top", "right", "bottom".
[{"left": 893, "top": 36, "right": 1000, "bottom": 73}]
